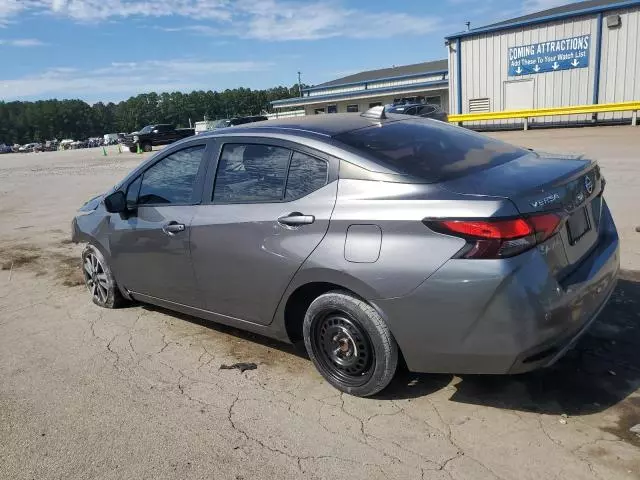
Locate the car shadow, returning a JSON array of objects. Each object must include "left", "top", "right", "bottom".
[
  {"left": 380, "top": 270, "right": 640, "bottom": 418},
  {"left": 139, "top": 303, "right": 308, "bottom": 360},
  {"left": 136, "top": 271, "right": 639, "bottom": 417}
]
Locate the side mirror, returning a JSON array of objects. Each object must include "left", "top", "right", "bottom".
[{"left": 104, "top": 190, "right": 126, "bottom": 213}]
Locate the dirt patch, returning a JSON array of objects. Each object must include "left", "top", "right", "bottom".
[
  {"left": 50, "top": 252, "right": 84, "bottom": 287},
  {"left": 0, "top": 243, "right": 83, "bottom": 286},
  {"left": 0, "top": 245, "right": 41, "bottom": 270},
  {"left": 604, "top": 397, "right": 640, "bottom": 446}
]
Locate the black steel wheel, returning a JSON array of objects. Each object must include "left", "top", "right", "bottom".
[
  {"left": 81, "top": 244, "right": 126, "bottom": 309},
  {"left": 303, "top": 291, "right": 398, "bottom": 397},
  {"left": 312, "top": 312, "right": 374, "bottom": 387}
]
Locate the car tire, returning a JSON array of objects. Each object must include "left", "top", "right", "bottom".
[
  {"left": 142, "top": 142, "right": 152, "bottom": 153},
  {"left": 129, "top": 146, "right": 137, "bottom": 153},
  {"left": 81, "top": 244, "right": 126, "bottom": 309},
  {"left": 303, "top": 291, "right": 398, "bottom": 397}
]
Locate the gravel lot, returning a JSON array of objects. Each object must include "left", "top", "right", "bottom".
[{"left": 1, "top": 127, "right": 639, "bottom": 480}]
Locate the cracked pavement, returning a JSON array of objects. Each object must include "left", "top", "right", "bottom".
[{"left": 1, "top": 129, "right": 639, "bottom": 480}]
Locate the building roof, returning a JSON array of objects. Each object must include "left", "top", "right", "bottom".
[
  {"left": 484, "top": 0, "right": 624, "bottom": 28},
  {"left": 446, "top": 0, "right": 640, "bottom": 39},
  {"left": 315, "top": 59, "right": 448, "bottom": 88},
  {"left": 271, "top": 79, "right": 447, "bottom": 108}
]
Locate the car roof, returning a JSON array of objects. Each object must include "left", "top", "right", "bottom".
[{"left": 199, "top": 113, "right": 408, "bottom": 138}]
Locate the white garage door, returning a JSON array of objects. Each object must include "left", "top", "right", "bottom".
[{"left": 504, "top": 79, "right": 535, "bottom": 111}]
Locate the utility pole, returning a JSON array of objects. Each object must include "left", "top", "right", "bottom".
[{"left": 297, "top": 71, "right": 303, "bottom": 97}]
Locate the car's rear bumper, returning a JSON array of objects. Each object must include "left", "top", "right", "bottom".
[{"left": 371, "top": 201, "right": 620, "bottom": 374}]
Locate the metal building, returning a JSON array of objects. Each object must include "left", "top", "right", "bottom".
[
  {"left": 271, "top": 60, "right": 449, "bottom": 115},
  {"left": 447, "top": 0, "right": 640, "bottom": 127}
]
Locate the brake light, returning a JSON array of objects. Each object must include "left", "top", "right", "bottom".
[{"left": 425, "top": 213, "right": 562, "bottom": 259}]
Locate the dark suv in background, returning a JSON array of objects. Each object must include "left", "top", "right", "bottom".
[
  {"left": 212, "top": 115, "right": 268, "bottom": 130},
  {"left": 123, "top": 124, "right": 195, "bottom": 153},
  {"left": 386, "top": 103, "right": 448, "bottom": 122}
]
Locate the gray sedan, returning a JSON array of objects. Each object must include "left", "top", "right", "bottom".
[{"left": 72, "top": 108, "right": 619, "bottom": 396}]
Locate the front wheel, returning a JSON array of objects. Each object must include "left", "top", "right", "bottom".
[
  {"left": 129, "top": 146, "right": 137, "bottom": 153},
  {"left": 81, "top": 244, "right": 126, "bottom": 309},
  {"left": 303, "top": 291, "right": 398, "bottom": 397}
]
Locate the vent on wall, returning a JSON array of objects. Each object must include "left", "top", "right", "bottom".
[{"left": 469, "top": 98, "right": 491, "bottom": 113}]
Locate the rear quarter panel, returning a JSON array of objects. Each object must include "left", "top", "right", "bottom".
[{"left": 287, "top": 179, "right": 521, "bottom": 300}]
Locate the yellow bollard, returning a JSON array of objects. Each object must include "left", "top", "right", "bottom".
[
  {"left": 136, "top": 143, "right": 142, "bottom": 154},
  {"left": 102, "top": 146, "right": 107, "bottom": 157}
]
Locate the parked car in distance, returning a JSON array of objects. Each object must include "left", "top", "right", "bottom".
[
  {"left": 386, "top": 102, "right": 448, "bottom": 122},
  {"left": 123, "top": 124, "right": 195, "bottom": 153},
  {"left": 211, "top": 116, "right": 268, "bottom": 130},
  {"left": 72, "top": 108, "right": 619, "bottom": 397},
  {"left": 0, "top": 144, "right": 13, "bottom": 154},
  {"left": 18, "top": 143, "right": 42, "bottom": 153}
]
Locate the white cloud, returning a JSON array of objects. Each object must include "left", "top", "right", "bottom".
[
  {"left": 0, "top": 58, "right": 273, "bottom": 100},
  {"left": 0, "top": 37, "right": 46, "bottom": 46},
  {"left": 0, "top": 0, "right": 441, "bottom": 40}
]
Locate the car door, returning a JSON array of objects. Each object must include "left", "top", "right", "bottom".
[
  {"left": 190, "top": 139, "right": 338, "bottom": 325},
  {"left": 155, "top": 124, "right": 171, "bottom": 145},
  {"left": 109, "top": 141, "right": 212, "bottom": 307}
]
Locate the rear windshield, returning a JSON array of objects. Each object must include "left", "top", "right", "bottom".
[{"left": 334, "top": 119, "right": 527, "bottom": 182}]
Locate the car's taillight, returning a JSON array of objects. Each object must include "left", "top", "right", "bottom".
[{"left": 424, "top": 213, "right": 562, "bottom": 259}]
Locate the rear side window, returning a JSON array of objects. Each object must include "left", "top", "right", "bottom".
[
  {"left": 335, "top": 119, "right": 526, "bottom": 182},
  {"left": 137, "top": 145, "right": 205, "bottom": 205},
  {"left": 285, "top": 152, "right": 328, "bottom": 200},
  {"left": 213, "top": 144, "right": 289, "bottom": 203}
]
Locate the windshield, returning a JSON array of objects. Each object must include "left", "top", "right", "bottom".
[
  {"left": 139, "top": 125, "right": 154, "bottom": 134},
  {"left": 335, "top": 118, "right": 527, "bottom": 182},
  {"left": 214, "top": 119, "right": 231, "bottom": 128}
]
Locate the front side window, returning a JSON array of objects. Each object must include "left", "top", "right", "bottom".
[
  {"left": 213, "top": 144, "right": 290, "bottom": 203},
  {"left": 346, "top": 104, "right": 359, "bottom": 113},
  {"left": 285, "top": 152, "right": 328, "bottom": 200},
  {"left": 137, "top": 145, "right": 205, "bottom": 205}
]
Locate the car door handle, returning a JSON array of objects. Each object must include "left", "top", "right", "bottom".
[
  {"left": 162, "top": 222, "right": 186, "bottom": 235},
  {"left": 278, "top": 213, "right": 315, "bottom": 227}
]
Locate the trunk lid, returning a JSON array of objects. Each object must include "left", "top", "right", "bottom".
[{"left": 440, "top": 151, "right": 604, "bottom": 270}]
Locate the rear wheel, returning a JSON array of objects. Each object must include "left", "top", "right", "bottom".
[
  {"left": 81, "top": 244, "right": 126, "bottom": 309},
  {"left": 142, "top": 142, "right": 152, "bottom": 152},
  {"left": 303, "top": 291, "right": 398, "bottom": 397}
]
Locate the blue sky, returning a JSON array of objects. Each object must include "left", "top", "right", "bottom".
[{"left": 0, "top": 0, "right": 579, "bottom": 103}]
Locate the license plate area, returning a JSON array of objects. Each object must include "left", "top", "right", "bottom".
[{"left": 567, "top": 207, "right": 591, "bottom": 245}]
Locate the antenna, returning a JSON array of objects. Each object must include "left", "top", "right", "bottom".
[
  {"left": 465, "top": 21, "right": 471, "bottom": 31},
  {"left": 297, "top": 71, "right": 303, "bottom": 97}
]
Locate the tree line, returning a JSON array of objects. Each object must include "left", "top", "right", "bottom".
[{"left": 0, "top": 84, "right": 304, "bottom": 145}]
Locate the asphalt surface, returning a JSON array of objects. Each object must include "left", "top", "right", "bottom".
[{"left": 1, "top": 127, "right": 639, "bottom": 480}]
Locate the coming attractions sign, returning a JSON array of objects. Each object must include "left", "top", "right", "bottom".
[{"left": 508, "top": 34, "right": 590, "bottom": 76}]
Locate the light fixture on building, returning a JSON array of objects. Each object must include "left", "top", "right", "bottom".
[{"left": 606, "top": 15, "right": 621, "bottom": 28}]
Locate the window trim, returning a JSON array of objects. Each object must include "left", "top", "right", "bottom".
[
  {"left": 120, "top": 140, "right": 212, "bottom": 208},
  {"left": 202, "top": 137, "right": 336, "bottom": 206}
]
